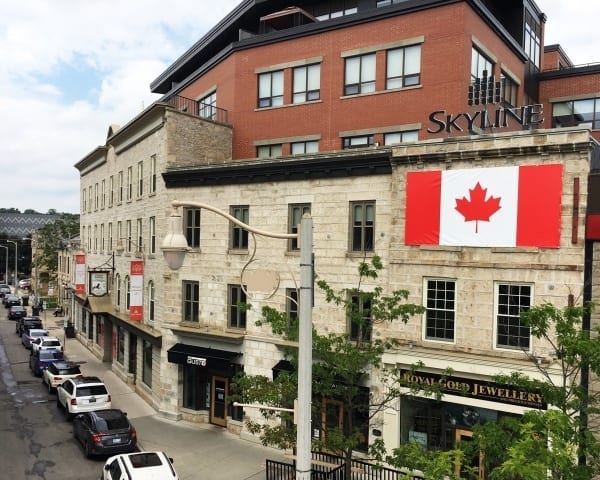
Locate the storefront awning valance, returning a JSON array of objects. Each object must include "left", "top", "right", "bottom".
[
  {"left": 272, "top": 359, "right": 294, "bottom": 379},
  {"left": 168, "top": 343, "right": 241, "bottom": 374}
]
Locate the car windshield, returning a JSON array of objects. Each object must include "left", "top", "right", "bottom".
[
  {"left": 42, "top": 340, "right": 61, "bottom": 347},
  {"left": 76, "top": 385, "right": 108, "bottom": 397},
  {"left": 57, "top": 366, "right": 81, "bottom": 375},
  {"left": 95, "top": 412, "right": 129, "bottom": 432},
  {"left": 30, "top": 331, "right": 47, "bottom": 338},
  {"left": 129, "top": 452, "right": 163, "bottom": 468},
  {"left": 39, "top": 351, "right": 63, "bottom": 360}
]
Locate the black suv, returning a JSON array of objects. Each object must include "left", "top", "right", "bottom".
[{"left": 16, "top": 316, "right": 43, "bottom": 336}]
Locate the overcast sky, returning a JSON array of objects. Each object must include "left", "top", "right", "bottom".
[{"left": 0, "top": 0, "right": 597, "bottom": 215}]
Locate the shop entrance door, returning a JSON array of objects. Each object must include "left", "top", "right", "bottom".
[
  {"left": 128, "top": 334, "right": 137, "bottom": 381},
  {"left": 211, "top": 377, "right": 228, "bottom": 427},
  {"left": 455, "top": 429, "right": 485, "bottom": 480},
  {"left": 321, "top": 399, "right": 343, "bottom": 443}
]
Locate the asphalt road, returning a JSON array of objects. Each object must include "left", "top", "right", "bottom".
[{"left": 0, "top": 302, "right": 104, "bottom": 480}]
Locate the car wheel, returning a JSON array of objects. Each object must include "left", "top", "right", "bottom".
[
  {"left": 84, "top": 440, "right": 92, "bottom": 458},
  {"left": 47, "top": 382, "right": 54, "bottom": 394},
  {"left": 65, "top": 406, "right": 74, "bottom": 420}
]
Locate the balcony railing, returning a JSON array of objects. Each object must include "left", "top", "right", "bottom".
[{"left": 163, "top": 94, "right": 229, "bottom": 124}]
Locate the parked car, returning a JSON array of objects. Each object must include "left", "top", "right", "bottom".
[
  {"left": 21, "top": 328, "right": 49, "bottom": 349},
  {"left": 31, "top": 336, "right": 63, "bottom": 353},
  {"left": 42, "top": 361, "right": 82, "bottom": 393},
  {"left": 16, "top": 316, "right": 43, "bottom": 336},
  {"left": 73, "top": 409, "right": 137, "bottom": 458},
  {"left": 4, "top": 295, "right": 20, "bottom": 308},
  {"left": 0, "top": 284, "right": 10, "bottom": 297},
  {"left": 102, "top": 452, "right": 179, "bottom": 480},
  {"left": 18, "top": 278, "right": 32, "bottom": 289},
  {"left": 29, "top": 348, "right": 64, "bottom": 377},
  {"left": 56, "top": 376, "right": 111, "bottom": 419},
  {"left": 8, "top": 305, "right": 26, "bottom": 320}
]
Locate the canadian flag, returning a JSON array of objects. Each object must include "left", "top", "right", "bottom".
[{"left": 405, "top": 164, "right": 563, "bottom": 247}]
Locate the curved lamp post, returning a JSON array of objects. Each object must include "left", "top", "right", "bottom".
[
  {"left": 0, "top": 245, "right": 8, "bottom": 284},
  {"left": 6, "top": 240, "right": 17, "bottom": 287},
  {"left": 161, "top": 200, "right": 314, "bottom": 480}
]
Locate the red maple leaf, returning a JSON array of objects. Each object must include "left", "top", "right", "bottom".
[{"left": 455, "top": 182, "right": 501, "bottom": 233}]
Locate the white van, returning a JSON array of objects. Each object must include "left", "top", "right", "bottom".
[{"left": 102, "top": 451, "right": 179, "bottom": 480}]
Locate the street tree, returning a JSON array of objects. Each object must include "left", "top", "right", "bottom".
[
  {"left": 232, "top": 256, "right": 451, "bottom": 478},
  {"left": 444, "top": 302, "right": 600, "bottom": 480},
  {"left": 32, "top": 213, "right": 79, "bottom": 273}
]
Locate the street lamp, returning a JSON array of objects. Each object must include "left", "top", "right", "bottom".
[
  {"left": 161, "top": 200, "right": 314, "bottom": 480},
  {"left": 5, "top": 240, "right": 17, "bottom": 287},
  {"left": 0, "top": 245, "right": 8, "bottom": 284}
]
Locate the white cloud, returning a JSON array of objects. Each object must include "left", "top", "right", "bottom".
[{"left": 0, "top": 0, "right": 596, "bottom": 213}]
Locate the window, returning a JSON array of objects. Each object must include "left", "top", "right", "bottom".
[
  {"left": 424, "top": 279, "right": 455, "bottom": 341},
  {"left": 286, "top": 288, "right": 299, "bottom": 323},
  {"left": 386, "top": 44, "right": 421, "bottom": 89},
  {"left": 184, "top": 208, "right": 201, "bottom": 249},
  {"left": 257, "top": 144, "right": 282, "bottom": 158},
  {"left": 552, "top": 98, "right": 600, "bottom": 129},
  {"left": 101, "top": 180, "right": 106, "bottom": 209},
  {"left": 471, "top": 47, "right": 493, "bottom": 82},
  {"left": 288, "top": 203, "right": 311, "bottom": 251},
  {"left": 342, "top": 135, "right": 374, "bottom": 149},
  {"left": 228, "top": 284, "right": 247, "bottom": 329},
  {"left": 183, "top": 281, "right": 199, "bottom": 322},
  {"left": 118, "top": 171, "right": 123, "bottom": 203},
  {"left": 125, "top": 276, "right": 130, "bottom": 310},
  {"left": 183, "top": 365, "right": 209, "bottom": 410},
  {"left": 117, "top": 221, "right": 122, "bottom": 250},
  {"left": 136, "top": 218, "right": 143, "bottom": 251},
  {"left": 149, "top": 155, "right": 157, "bottom": 194},
  {"left": 142, "top": 340, "right": 152, "bottom": 388},
  {"left": 127, "top": 166, "right": 133, "bottom": 201},
  {"left": 501, "top": 73, "right": 518, "bottom": 108},
  {"left": 149, "top": 216, "right": 156, "bottom": 254},
  {"left": 108, "top": 223, "right": 113, "bottom": 251},
  {"left": 82, "top": 190, "right": 87, "bottom": 213},
  {"left": 496, "top": 283, "right": 531, "bottom": 350},
  {"left": 148, "top": 281, "right": 155, "bottom": 322},
  {"left": 230, "top": 206, "right": 249, "bottom": 250},
  {"left": 199, "top": 91, "right": 217, "bottom": 120},
  {"left": 87, "top": 226, "right": 91, "bottom": 251},
  {"left": 94, "top": 183, "right": 99, "bottom": 210},
  {"left": 117, "top": 326, "right": 125, "bottom": 364},
  {"left": 126, "top": 220, "right": 132, "bottom": 253},
  {"left": 383, "top": 130, "right": 418, "bottom": 145},
  {"left": 137, "top": 161, "right": 143, "bottom": 197},
  {"left": 293, "top": 64, "right": 321, "bottom": 103},
  {"left": 314, "top": 2, "right": 357, "bottom": 20},
  {"left": 349, "top": 291, "right": 372, "bottom": 343},
  {"left": 88, "top": 187, "right": 92, "bottom": 213},
  {"left": 524, "top": 10, "right": 541, "bottom": 69},
  {"left": 100, "top": 224, "right": 105, "bottom": 251},
  {"left": 115, "top": 274, "right": 121, "bottom": 307},
  {"left": 344, "top": 53, "right": 376, "bottom": 95},
  {"left": 350, "top": 201, "right": 375, "bottom": 252},
  {"left": 258, "top": 70, "right": 284, "bottom": 108},
  {"left": 109, "top": 175, "right": 114, "bottom": 207},
  {"left": 94, "top": 225, "right": 98, "bottom": 252},
  {"left": 377, "top": 0, "right": 407, "bottom": 6},
  {"left": 291, "top": 141, "right": 319, "bottom": 155}
]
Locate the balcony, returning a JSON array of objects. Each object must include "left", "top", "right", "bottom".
[{"left": 163, "top": 94, "right": 229, "bottom": 125}]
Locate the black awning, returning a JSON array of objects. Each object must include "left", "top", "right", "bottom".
[
  {"left": 272, "top": 359, "right": 294, "bottom": 379},
  {"left": 167, "top": 343, "right": 241, "bottom": 376}
]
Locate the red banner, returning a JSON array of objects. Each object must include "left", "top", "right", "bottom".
[
  {"left": 129, "top": 260, "right": 144, "bottom": 321},
  {"left": 75, "top": 254, "right": 86, "bottom": 295}
]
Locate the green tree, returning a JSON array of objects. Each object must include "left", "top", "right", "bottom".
[
  {"left": 232, "top": 256, "right": 451, "bottom": 478},
  {"left": 33, "top": 213, "right": 79, "bottom": 273},
  {"left": 458, "top": 302, "right": 600, "bottom": 480}
]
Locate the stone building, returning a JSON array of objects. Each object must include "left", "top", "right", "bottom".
[{"left": 71, "top": 0, "right": 600, "bottom": 471}]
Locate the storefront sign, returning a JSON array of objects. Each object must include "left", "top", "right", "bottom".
[
  {"left": 427, "top": 104, "right": 544, "bottom": 134},
  {"left": 75, "top": 254, "right": 86, "bottom": 295},
  {"left": 401, "top": 370, "right": 546, "bottom": 409},
  {"left": 129, "top": 260, "right": 144, "bottom": 321},
  {"left": 187, "top": 356, "right": 207, "bottom": 366}
]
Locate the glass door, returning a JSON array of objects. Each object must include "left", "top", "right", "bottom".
[{"left": 211, "top": 376, "right": 228, "bottom": 427}]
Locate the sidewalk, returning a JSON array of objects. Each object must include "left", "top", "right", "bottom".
[{"left": 42, "top": 313, "right": 286, "bottom": 480}]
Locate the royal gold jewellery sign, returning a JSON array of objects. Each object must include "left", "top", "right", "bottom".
[{"left": 401, "top": 370, "right": 546, "bottom": 409}]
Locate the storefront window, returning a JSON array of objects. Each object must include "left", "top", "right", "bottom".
[
  {"left": 183, "top": 365, "right": 210, "bottom": 410},
  {"left": 117, "top": 326, "right": 125, "bottom": 365},
  {"left": 142, "top": 340, "right": 152, "bottom": 387},
  {"left": 95, "top": 316, "right": 103, "bottom": 346}
]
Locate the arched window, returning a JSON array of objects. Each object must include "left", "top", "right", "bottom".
[
  {"left": 125, "top": 275, "right": 130, "bottom": 310},
  {"left": 148, "top": 281, "right": 155, "bottom": 321},
  {"left": 115, "top": 274, "right": 121, "bottom": 307}
]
